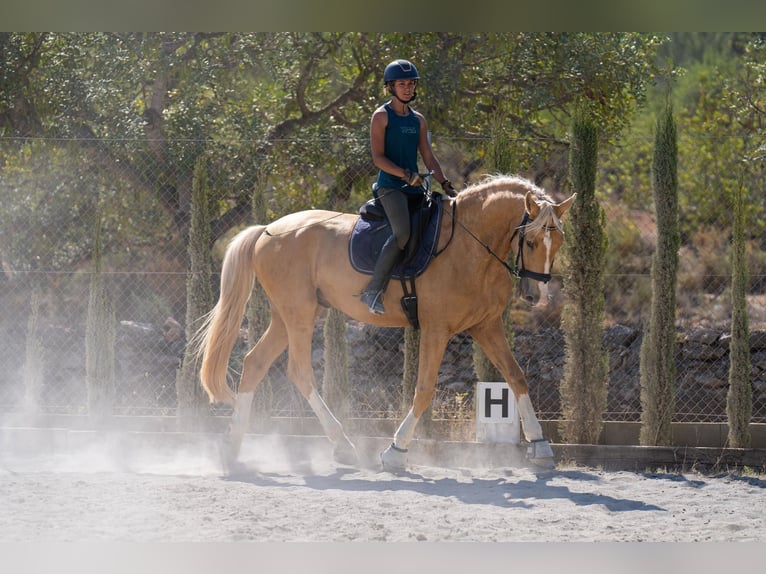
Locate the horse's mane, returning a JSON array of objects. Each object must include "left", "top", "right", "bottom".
[
  {"left": 458, "top": 174, "right": 553, "bottom": 202},
  {"left": 456, "top": 174, "right": 563, "bottom": 233}
]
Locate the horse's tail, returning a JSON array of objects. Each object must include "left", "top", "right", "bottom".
[{"left": 192, "top": 225, "right": 267, "bottom": 405}]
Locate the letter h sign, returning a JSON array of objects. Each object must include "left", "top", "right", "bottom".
[{"left": 475, "top": 382, "right": 520, "bottom": 444}]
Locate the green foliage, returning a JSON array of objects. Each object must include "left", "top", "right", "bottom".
[
  {"left": 640, "top": 102, "right": 680, "bottom": 446},
  {"left": 560, "top": 110, "right": 609, "bottom": 444}
]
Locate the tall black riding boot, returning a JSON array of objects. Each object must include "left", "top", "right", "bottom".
[{"left": 360, "top": 235, "right": 404, "bottom": 315}]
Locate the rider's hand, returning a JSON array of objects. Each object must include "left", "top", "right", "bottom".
[
  {"left": 441, "top": 179, "right": 458, "bottom": 197},
  {"left": 402, "top": 168, "right": 424, "bottom": 187}
]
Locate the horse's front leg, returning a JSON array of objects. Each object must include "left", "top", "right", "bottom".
[
  {"left": 468, "top": 318, "right": 555, "bottom": 469},
  {"left": 380, "top": 330, "right": 450, "bottom": 472}
]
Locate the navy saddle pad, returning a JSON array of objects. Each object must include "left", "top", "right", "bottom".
[{"left": 349, "top": 195, "right": 443, "bottom": 279}]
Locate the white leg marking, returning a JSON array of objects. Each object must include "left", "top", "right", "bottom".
[
  {"left": 517, "top": 393, "right": 544, "bottom": 442},
  {"left": 221, "top": 392, "right": 254, "bottom": 468},
  {"left": 230, "top": 392, "right": 254, "bottom": 437},
  {"left": 393, "top": 408, "right": 420, "bottom": 450},
  {"left": 307, "top": 389, "right": 344, "bottom": 443}
]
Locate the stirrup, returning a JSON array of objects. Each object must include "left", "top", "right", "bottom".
[{"left": 360, "top": 289, "right": 385, "bottom": 315}]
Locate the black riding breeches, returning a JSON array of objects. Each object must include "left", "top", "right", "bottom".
[{"left": 378, "top": 188, "right": 423, "bottom": 250}]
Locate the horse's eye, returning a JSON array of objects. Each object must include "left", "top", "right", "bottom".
[{"left": 526, "top": 240, "right": 535, "bottom": 249}]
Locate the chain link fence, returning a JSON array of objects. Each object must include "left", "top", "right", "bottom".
[{"left": 1, "top": 136, "right": 765, "bottom": 431}]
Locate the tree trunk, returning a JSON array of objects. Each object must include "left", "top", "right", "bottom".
[{"left": 726, "top": 181, "right": 752, "bottom": 448}]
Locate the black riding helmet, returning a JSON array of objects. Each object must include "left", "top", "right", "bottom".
[{"left": 384, "top": 59, "right": 419, "bottom": 102}]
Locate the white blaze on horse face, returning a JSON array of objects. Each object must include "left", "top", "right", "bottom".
[{"left": 534, "top": 230, "right": 553, "bottom": 308}]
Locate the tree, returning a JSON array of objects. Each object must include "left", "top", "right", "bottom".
[
  {"left": 85, "top": 207, "right": 116, "bottom": 424},
  {"left": 560, "top": 110, "right": 609, "bottom": 444},
  {"left": 473, "top": 112, "right": 517, "bottom": 382},
  {"left": 0, "top": 33, "right": 383, "bottom": 249},
  {"left": 639, "top": 102, "right": 680, "bottom": 446},
  {"left": 176, "top": 154, "right": 214, "bottom": 427},
  {"left": 22, "top": 286, "right": 45, "bottom": 413},
  {"left": 323, "top": 308, "right": 350, "bottom": 425},
  {"left": 247, "top": 166, "right": 274, "bottom": 420},
  {"left": 726, "top": 180, "right": 752, "bottom": 448},
  {"left": 402, "top": 326, "right": 429, "bottom": 430}
]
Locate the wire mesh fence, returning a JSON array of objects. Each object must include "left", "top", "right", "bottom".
[{"left": 1, "top": 136, "right": 765, "bottom": 431}]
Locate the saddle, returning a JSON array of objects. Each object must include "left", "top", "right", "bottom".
[{"left": 349, "top": 193, "right": 444, "bottom": 328}]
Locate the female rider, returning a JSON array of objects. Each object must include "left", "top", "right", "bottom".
[{"left": 359, "top": 59, "right": 457, "bottom": 315}]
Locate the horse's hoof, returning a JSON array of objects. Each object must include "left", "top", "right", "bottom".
[
  {"left": 333, "top": 440, "right": 359, "bottom": 466},
  {"left": 531, "top": 456, "right": 556, "bottom": 470},
  {"left": 380, "top": 442, "right": 408, "bottom": 472},
  {"left": 526, "top": 439, "right": 556, "bottom": 469}
]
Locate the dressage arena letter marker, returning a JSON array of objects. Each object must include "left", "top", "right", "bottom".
[
  {"left": 484, "top": 386, "right": 509, "bottom": 418},
  {"left": 475, "top": 382, "right": 520, "bottom": 444}
]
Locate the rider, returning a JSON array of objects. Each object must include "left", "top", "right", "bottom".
[{"left": 359, "top": 58, "right": 458, "bottom": 315}]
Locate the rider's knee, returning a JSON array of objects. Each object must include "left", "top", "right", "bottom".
[{"left": 394, "top": 232, "right": 409, "bottom": 251}]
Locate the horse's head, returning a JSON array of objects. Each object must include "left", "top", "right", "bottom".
[{"left": 514, "top": 191, "right": 576, "bottom": 307}]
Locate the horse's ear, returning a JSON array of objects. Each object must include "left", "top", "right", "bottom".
[
  {"left": 554, "top": 193, "right": 577, "bottom": 219},
  {"left": 525, "top": 191, "right": 540, "bottom": 217}
]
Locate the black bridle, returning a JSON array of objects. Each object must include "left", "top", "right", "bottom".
[
  {"left": 509, "top": 212, "right": 558, "bottom": 284},
  {"left": 456, "top": 210, "right": 558, "bottom": 284}
]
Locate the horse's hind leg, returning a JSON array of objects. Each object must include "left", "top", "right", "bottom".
[
  {"left": 285, "top": 318, "right": 358, "bottom": 465},
  {"left": 222, "top": 314, "right": 288, "bottom": 470},
  {"left": 468, "top": 318, "right": 555, "bottom": 469}
]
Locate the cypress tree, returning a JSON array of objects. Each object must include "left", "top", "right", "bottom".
[
  {"left": 176, "top": 154, "right": 214, "bottom": 427},
  {"left": 23, "top": 286, "right": 45, "bottom": 413},
  {"left": 639, "top": 102, "right": 680, "bottom": 446},
  {"left": 247, "top": 165, "right": 274, "bottom": 420},
  {"left": 85, "top": 208, "right": 115, "bottom": 424},
  {"left": 402, "top": 326, "right": 425, "bottom": 418},
  {"left": 726, "top": 181, "right": 752, "bottom": 448},
  {"left": 560, "top": 110, "right": 609, "bottom": 444},
  {"left": 473, "top": 114, "right": 516, "bottom": 382},
  {"left": 323, "top": 307, "right": 350, "bottom": 425}
]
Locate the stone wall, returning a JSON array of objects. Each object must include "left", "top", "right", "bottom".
[{"left": 3, "top": 314, "right": 766, "bottom": 423}]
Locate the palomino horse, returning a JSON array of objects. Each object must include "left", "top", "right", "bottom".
[{"left": 195, "top": 175, "right": 576, "bottom": 471}]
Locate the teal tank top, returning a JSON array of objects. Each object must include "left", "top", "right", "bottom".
[{"left": 376, "top": 104, "right": 422, "bottom": 194}]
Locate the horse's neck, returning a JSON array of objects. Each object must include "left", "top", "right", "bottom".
[{"left": 459, "top": 192, "right": 526, "bottom": 253}]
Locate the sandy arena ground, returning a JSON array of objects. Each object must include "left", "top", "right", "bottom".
[{"left": 2, "top": 431, "right": 765, "bottom": 545}]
